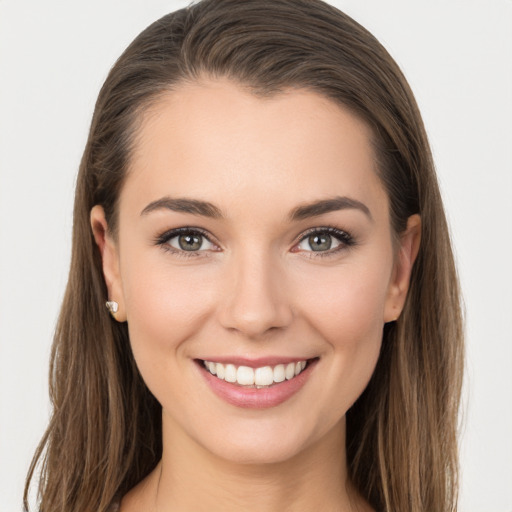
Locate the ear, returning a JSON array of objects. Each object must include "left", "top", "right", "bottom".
[
  {"left": 384, "top": 214, "right": 421, "bottom": 323},
  {"left": 90, "top": 205, "right": 127, "bottom": 322}
]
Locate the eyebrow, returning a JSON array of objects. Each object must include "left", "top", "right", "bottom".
[
  {"left": 140, "top": 197, "right": 223, "bottom": 218},
  {"left": 140, "top": 195, "right": 372, "bottom": 221},
  {"left": 289, "top": 196, "right": 373, "bottom": 221}
]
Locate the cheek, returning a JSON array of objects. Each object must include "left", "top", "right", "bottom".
[
  {"left": 121, "top": 262, "right": 222, "bottom": 425},
  {"left": 120, "top": 255, "right": 217, "bottom": 371},
  {"left": 296, "top": 261, "right": 392, "bottom": 407},
  {"left": 300, "top": 262, "right": 391, "bottom": 345}
]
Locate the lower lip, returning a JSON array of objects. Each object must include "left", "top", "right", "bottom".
[{"left": 196, "top": 359, "right": 318, "bottom": 409}]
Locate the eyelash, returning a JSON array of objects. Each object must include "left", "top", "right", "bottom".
[
  {"left": 155, "top": 227, "right": 218, "bottom": 258},
  {"left": 293, "top": 226, "right": 356, "bottom": 258},
  {"left": 154, "top": 226, "right": 355, "bottom": 259}
]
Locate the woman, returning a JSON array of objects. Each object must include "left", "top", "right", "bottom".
[{"left": 24, "top": 0, "right": 464, "bottom": 511}]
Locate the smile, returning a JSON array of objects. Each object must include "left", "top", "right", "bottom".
[
  {"left": 197, "top": 357, "right": 318, "bottom": 409},
  {"left": 202, "top": 360, "right": 308, "bottom": 388}
]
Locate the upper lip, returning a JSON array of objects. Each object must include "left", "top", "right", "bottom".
[{"left": 196, "top": 356, "right": 316, "bottom": 368}]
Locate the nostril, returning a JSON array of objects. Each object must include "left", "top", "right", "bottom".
[
  {"left": 216, "top": 264, "right": 294, "bottom": 336},
  {"left": 218, "top": 299, "right": 294, "bottom": 337}
]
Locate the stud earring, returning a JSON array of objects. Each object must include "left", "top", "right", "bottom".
[{"left": 106, "top": 300, "right": 119, "bottom": 315}]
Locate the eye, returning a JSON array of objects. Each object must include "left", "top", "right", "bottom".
[
  {"left": 298, "top": 232, "right": 340, "bottom": 252},
  {"left": 156, "top": 228, "right": 218, "bottom": 254},
  {"left": 294, "top": 227, "right": 354, "bottom": 254},
  {"left": 168, "top": 232, "right": 213, "bottom": 251}
]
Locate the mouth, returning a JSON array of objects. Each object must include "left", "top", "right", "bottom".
[
  {"left": 195, "top": 357, "right": 319, "bottom": 409},
  {"left": 200, "top": 359, "right": 310, "bottom": 388}
]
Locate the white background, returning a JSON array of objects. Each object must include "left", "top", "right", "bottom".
[{"left": 1, "top": 1, "right": 511, "bottom": 511}]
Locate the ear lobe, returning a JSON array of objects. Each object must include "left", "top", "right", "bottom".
[
  {"left": 384, "top": 214, "right": 421, "bottom": 323},
  {"left": 90, "top": 205, "right": 127, "bottom": 322}
]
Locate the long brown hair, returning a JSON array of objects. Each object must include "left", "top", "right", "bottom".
[{"left": 24, "top": 1, "right": 464, "bottom": 510}]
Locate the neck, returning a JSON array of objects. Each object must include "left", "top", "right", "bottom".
[{"left": 122, "top": 412, "right": 369, "bottom": 512}]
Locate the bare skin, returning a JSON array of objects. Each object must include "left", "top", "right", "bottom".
[
  {"left": 91, "top": 79, "right": 420, "bottom": 512},
  {"left": 122, "top": 417, "right": 370, "bottom": 512}
]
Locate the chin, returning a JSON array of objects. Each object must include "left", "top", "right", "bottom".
[
  {"left": 205, "top": 435, "right": 309, "bottom": 466},
  {"left": 192, "top": 413, "right": 336, "bottom": 467}
]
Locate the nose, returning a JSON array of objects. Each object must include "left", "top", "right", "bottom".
[{"left": 217, "top": 251, "right": 293, "bottom": 338}]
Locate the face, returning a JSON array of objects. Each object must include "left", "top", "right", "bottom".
[{"left": 92, "top": 79, "right": 419, "bottom": 465}]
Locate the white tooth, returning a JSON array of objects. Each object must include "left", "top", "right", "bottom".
[
  {"left": 216, "top": 363, "right": 226, "bottom": 380},
  {"left": 273, "top": 364, "right": 285, "bottom": 383},
  {"left": 254, "top": 366, "right": 274, "bottom": 386},
  {"left": 300, "top": 360, "right": 307, "bottom": 371},
  {"left": 285, "top": 362, "right": 295, "bottom": 380},
  {"left": 237, "top": 366, "right": 255, "bottom": 385},
  {"left": 295, "top": 362, "right": 302, "bottom": 376},
  {"left": 225, "top": 364, "right": 237, "bottom": 383},
  {"left": 207, "top": 361, "right": 216, "bottom": 375}
]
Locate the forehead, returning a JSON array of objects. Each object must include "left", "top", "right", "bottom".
[{"left": 123, "top": 79, "right": 388, "bottom": 221}]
